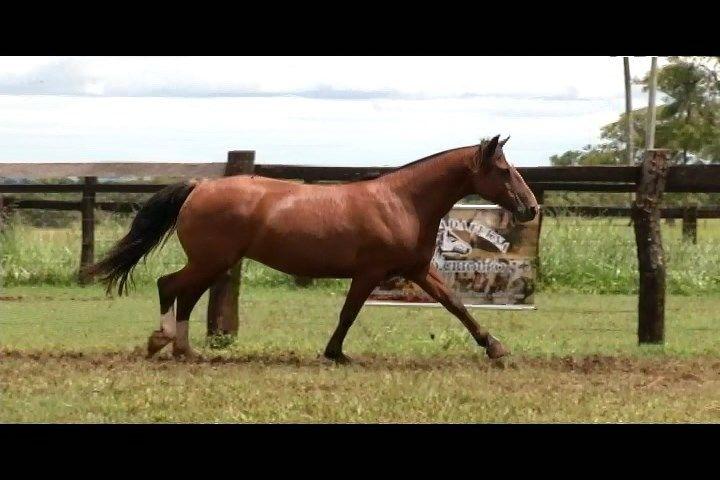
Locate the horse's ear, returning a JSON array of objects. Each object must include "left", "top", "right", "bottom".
[
  {"left": 499, "top": 135, "right": 510, "bottom": 148},
  {"left": 482, "top": 135, "right": 501, "bottom": 167},
  {"left": 472, "top": 135, "right": 501, "bottom": 172}
]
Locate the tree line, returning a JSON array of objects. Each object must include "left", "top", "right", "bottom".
[
  {"left": 546, "top": 57, "right": 720, "bottom": 207},
  {"left": 550, "top": 56, "right": 720, "bottom": 167}
]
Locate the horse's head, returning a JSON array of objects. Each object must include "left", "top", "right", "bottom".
[{"left": 468, "top": 135, "right": 538, "bottom": 223}]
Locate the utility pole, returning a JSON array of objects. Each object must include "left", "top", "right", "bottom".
[
  {"left": 645, "top": 57, "right": 658, "bottom": 150},
  {"left": 624, "top": 57, "right": 634, "bottom": 164}
]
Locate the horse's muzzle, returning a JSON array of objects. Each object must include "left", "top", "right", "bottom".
[{"left": 513, "top": 205, "right": 538, "bottom": 223}]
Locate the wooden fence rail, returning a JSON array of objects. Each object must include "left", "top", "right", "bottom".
[
  {"left": 0, "top": 198, "right": 142, "bottom": 212},
  {"left": 542, "top": 204, "right": 717, "bottom": 243},
  {"left": 2, "top": 155, "right": 720, "bottom": 346},
  {"left": 4, "top": 200, "right": 717, "bottom": 246},
  {"left": 542, "top": 205, "right": 720, "bottom": 218},
  {"left": 2, "top": 163, "right": 720, "bottom": 193},
  {"left": 6, "top": 199, "right": 720, "bottom": 220}
]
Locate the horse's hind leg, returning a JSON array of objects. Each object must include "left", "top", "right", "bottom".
[
  {"left": 172, "top": 286, "right": 207, "bottom": 359},
  {"left": 147, "top": 270, "right": 184, "bottom": 357},
  {"left": 170, "top": 262, "right": 232, "bottom": 359},
  {"left": 147, "top": 263, "right": 222, "bottom": 358}
]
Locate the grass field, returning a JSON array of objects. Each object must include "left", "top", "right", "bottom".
[
  {"left": 2, "top": 214, "right": 719, "bottom": 422},
  {"left": 2, "top": 285, "right": 720, "bottom": 422},
  {"left": 2, "top": 214, "right": 720, "bottom": 295}
]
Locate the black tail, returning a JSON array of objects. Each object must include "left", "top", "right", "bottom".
[{"left": 85, "top": 181, "right": 197, "bottom": 296}]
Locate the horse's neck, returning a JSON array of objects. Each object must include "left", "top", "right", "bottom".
[{"left": 384, "top": 149, "right": 474, "bottom": 223}]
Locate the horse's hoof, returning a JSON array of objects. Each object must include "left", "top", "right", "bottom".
[
  {"left": 324, "top": 351, "right": 352, "bottom": 365},
  {"left": 485, "top": 338, "right": 511, "bottom": 360},
  {"left": 172, "top": 347, "right": 198, "bottom": 361},
  {"left": 147, "top": 330, "right": 173, "bottom": 358}
]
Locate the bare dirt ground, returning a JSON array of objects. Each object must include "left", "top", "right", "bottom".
[
  {"left": 2, "top": 348, "right": 719, "bottom": 423},
  {"left": 2, "top": 286, "right": 720, "bottom": 422},
  {"left": 3, "top": 348, "right": 720, "bottom": 378}
]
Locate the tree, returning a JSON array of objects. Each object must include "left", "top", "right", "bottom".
[
  {"left": 546, "top": 57, "right": 720, "bottom": 206},
  {"left": 609, "top": 57, "right": 719, "bottom": 164},
  {"left": 650, "top": 58, "right": 718, "bottom": 163},
  {"left": 549, "top": 150, "right": 582, "bottom": 166},
  {"left": 555, "top": 57, "right": 720, "bottom": 166},
  {"left": 549, "top": 144, "right": 622, "bottom": 166}
]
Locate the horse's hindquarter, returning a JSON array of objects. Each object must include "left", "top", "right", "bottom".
[
  {"left": 245, "top": 181, "right": 419, "bottom": 277},
  {"left": 175, "top": 176, "right": 269, "bottom": 268}
]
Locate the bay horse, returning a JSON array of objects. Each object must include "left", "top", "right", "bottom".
[{"left": 87, "top": 135, "right": 537, "bottom": 362}]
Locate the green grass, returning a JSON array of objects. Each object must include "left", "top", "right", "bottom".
[
  {"left": 2, "top": 214, "right": 720, "bottom": 422},
  {"left": 0, "top": 214, "right": 347, "bottom": 291},
  {"left": 2, "top": 214, "right": 719, "bottom": 295},
  {"left": 539, "top": 216, "right": 720, "bottom": 295},
  {"left": 3, "top": 285, "right": 720, "bottom": 357},
  {"left": 2, "top": 285, "right": 720, "bottom": 422}
]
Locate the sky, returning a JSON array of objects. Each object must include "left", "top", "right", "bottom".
[{"left": 0, "top": 56, "right": 666, "bottom": 167}]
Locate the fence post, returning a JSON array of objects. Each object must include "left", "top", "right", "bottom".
[
  {"left": 78, "top": 176, "right": 97, "bottom": 284},
  {"left": 534, "top": 189, "right": 545, "bottom": 284},
  {"left": 207, "top": 151, "right": 255, "bottom": 338},
  {"left": 682, "top": 204, "right": 698, "bottom": 244},
  {"left": 631, "top": 150, "right": 669, "bottom": 344},
  {"left": 0, "top": 194, "right": 5, "bottom": 231}
]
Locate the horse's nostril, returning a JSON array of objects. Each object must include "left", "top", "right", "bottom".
[
  {"left": 526, "top": 206, "right": 538, "bottom": 221},
  {"left": 514, "top": 205, "right": 538, "bottom": 223}
]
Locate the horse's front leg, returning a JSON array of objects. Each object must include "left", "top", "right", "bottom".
[
  {"left": 324, "top": 271, "right": 386, "bottom": 364},
  {"left": 409, "top": 265, "right": 510, "bottom": 359}
]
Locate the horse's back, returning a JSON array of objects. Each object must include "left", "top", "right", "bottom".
[
  {"left": 246, "top": 177, "right": 402, "bottom": 276},
  {"left": 176, "top": 174, "right": 421, "bottom": 277}
]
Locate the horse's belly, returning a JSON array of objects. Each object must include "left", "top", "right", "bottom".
[{"left": 245, "top": 231, "right": 362, "bottom": 278}]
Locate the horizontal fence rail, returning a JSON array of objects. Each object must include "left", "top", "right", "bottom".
[
  {"left": 0, "top": 162, "right": 227, "bottom": 178},
  {"left": 0, "top": 184, "right": 168, "bottom": 193},
  {"left": 1, "top": 198, "right": 142, "bottom": 213},
  {"left": 543, "top": 205, "right": 720, "bottom": 219},
  {"left": 6, "top": 197, "right": 720, "bottom": 220},
  {"left": 1, "top": 163, "right": 719, "bottom": 193}
]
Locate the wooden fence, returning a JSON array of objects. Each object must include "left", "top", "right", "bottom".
[
  {"left": 2, "top": 151, "right": 720, "bottom": 344},
  {"left": 542, "top": 205, "right": 718, "bottom": 244}
]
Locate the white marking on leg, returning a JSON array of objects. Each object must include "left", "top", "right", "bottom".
[
  {"left": 159, "top": 304, "right": 176, "bottom": 338},
  {"left": 174, "top": 321, "right": 190, "bottom": 353}
]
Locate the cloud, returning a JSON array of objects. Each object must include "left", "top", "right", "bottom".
[
  {"left": 0, "top": 58, "right": 94, "bottom": 95},
  {"left": 0, "top": 56, "right": 668, "bottom": 169},
  {"left": 132, "top": 84, "right": 409, "bottom": 100},
  {"left": 0, "top": 56, "right": 657, "bottom": 102},
  {"left": 0, "top": 60, "right": 413, "bottom": 99}
]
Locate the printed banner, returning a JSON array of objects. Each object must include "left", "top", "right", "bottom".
[{"left": 367, "top": 205, "right": 540, "bottom": 308}]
